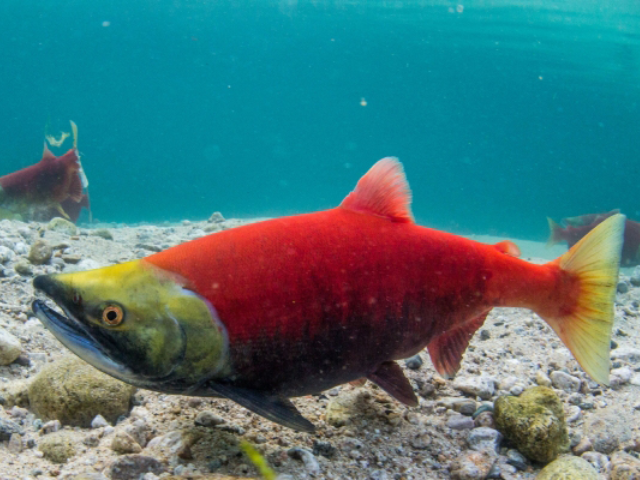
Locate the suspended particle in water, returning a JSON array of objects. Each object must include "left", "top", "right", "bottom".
[
  {"left": 102, "top": 21, "right": 111, "bottom": 27},
  {"left": 456, "top": 5, "right": 464, "bottom": 13},
  {"left": 360, "top": 98, "right": 367, "bottom": 107}
]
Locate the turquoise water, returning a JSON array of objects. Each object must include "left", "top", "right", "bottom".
[{"left": 1, "top": 0, "right": 639, "bottom": 240}]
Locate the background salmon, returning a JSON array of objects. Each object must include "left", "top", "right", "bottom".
[
  {"left": 548, "top": 210, "right": 640, "bottom": 266},
  {"left": 0, "top": 121, "right": 90, "bottom": 222},
  {"left": 33, "top": 158, "right": 624, "bottom": 431}
]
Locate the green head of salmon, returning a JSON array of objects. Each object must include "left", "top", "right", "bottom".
[{"left": 32, "top": 260, "right": 229, "bottom": 392}]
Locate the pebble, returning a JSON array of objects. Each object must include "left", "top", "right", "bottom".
[
  {"left": 404, "top": 354, "right": 423, "bottom": 370},
  {"left": 581, "top": 451, "right": 610, "bottom": 472},
  {"left": 453, "top": 375, "right": 496, "bottom": 400},
  {"left": 572, "top": 438, "right": 593, "bottom": 455},
  {"left": 111, "top": 430, "right": 142, "bottom": 454},
  {"left": 46, "top": 217, "right": 78, "bottom": 236},
  {"left": 537, "top": 455, "right": 600, "bottom": 480},
  {"left": 28, "top": 239, "right": 52, "bottom": 265},
  {"left": 447, "top": 414, "right": 476, "bottom": 430},
  {"left": 208, "top": 212, "right": 225, "bottom": 223},
  {"left": 0, "top": 418, "right": 23, "bottom": 441},
  {"left": 505, "top": 449, "right": 528, "bottom": 470},
  {"left": 0, "top": 328, "right": 22, "bottom": 365},
  {"left": 617, "top": 281, "right": 630, "bottom": 294},
  {"left": 585, "top": 407, "right": 632, "bottom": 454},
  {"left": 194, "top": 410, "right": 226, "bottom": 427},
  {"left": 8, "top": 432, "right": 23, "bottom": 453},
  {"left": 107, "top": 455, "right": 166, "bottom": 480},
  {"left": 610, "top": 451, "right": 640, "bottom": 479},
  {"left": 92, "top": 229, "right": 114, "bottom": 240},
  {"left": 38, "top": 431, "right": 76, "bottom": 463},
  {"left": 611, "top": 346, "right": 640, "bottom": 364},
  {"left": 313, "top": 439, "right": 337, "bottom": 458},
  {"left": 474, "top": 411, "right": 495, "bottom": 428},
  {"left": 467, "top": 427, "right": 502, "bottom": 454},
  {"left": 91, "top": 414, "right": 110, "bottom": 428},
  {"left": 288, "top": 448, "right": 321, "bottom": 475},
  {"left": 0, "top": 245, "right": 15, "bottom": 264},
  {"left": 550, "top": 371, "right": 581, "bottom": 392},
  {"left": 13, "top": 260, "right": 33, "bottom": 276},
  {"left": 565, "top": 405, "right": 582, "bottom": 423},
  {"left": 449, "top": 450, "right": 496, "bottom": 480},
  {"left": 124, "top": 419, "right": 149, "bottom": 447},
  {"left": 13, "top": 241, "right": 28, "bottom": 255},
  {"left": 40, "top": 420, "right": 62, "bottom": 434},
  {"left": 610, "top": 366, "right": 633, "bottom": 388}
]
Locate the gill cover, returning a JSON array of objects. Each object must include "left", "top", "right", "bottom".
[{"left": 33, "top": 260, "right": 229, "bottom": 389}]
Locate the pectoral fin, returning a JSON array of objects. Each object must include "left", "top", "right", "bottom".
[
  {"left": 209, "top": 382, "right": 315, "bottom": 433},
  {"left": 367, "top": 360, "right": 418, "bottom": 407}
]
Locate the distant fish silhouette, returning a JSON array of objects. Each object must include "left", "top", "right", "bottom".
[
  {"left": 0, "top": 121, "right": 90, "bottom": 223},
  {"left": 548, "top": 210, "right": 640, "bottom": 266}
]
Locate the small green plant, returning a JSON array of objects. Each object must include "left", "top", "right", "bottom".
[{"left": 240, "top": 441, "right": 277, "bottom": 480}]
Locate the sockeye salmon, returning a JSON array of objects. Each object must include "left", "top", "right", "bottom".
[
  {"left": 548, "top": 209, "right": 640, "bottom": 266},
  {"left": 32, "top": 158, "right": 624, "bottom": 432}
]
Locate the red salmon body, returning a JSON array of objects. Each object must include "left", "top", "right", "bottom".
[
  {"left": 145, "top": 159, "right": 617, "bottom": 399},
  {"left": 32, "top": 158, "right": 624, "bottom": 431}
]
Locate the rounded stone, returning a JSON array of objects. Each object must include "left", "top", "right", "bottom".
[
  {"left": 537, "top": 455, "right": 600, "bottom": 480},
  {"left": 28, "top": 239, "right": 52, "bottom": 265},
  {"left": 585, "top": 407, "right": 632, "bottom": 454},
  {"left": 28, "top": 356, "right": 136, "bottom": 427},
  {"left": 449, "top": 450, "right": 496, "bottom": 480},
  {"left": 493, "top": 386, "right": 569, "bottom": 463},
  {"left": 0, "top": 328, "right": 22, "bottom": 365},
  {"left": 38, "top": 431, "right": 76, "bottom": 463},
  {"left": 46, "top": 217, "right": 78, "bottom": 235},
  {"left": 610, "top": 451, "right": 640, "bottom": 480}
]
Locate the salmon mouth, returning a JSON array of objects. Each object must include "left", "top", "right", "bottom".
[{"left": 32, "top": 292, "right": 135, "bottom": 381}]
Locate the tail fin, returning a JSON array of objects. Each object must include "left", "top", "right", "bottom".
[
  {"left": 546, "top": 217, "right": 564, "bottom": 246},
  {"left": 543, "top": 214, "right": 625, "bottom": 385}
]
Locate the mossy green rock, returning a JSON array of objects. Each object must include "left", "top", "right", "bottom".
[
  {"left": 536, "top": 455, "right": 600, "bottom": 479},
  {"left": 46, "top": 217, "right": 78, "bottom": 235},
  {"left": 494, "top": 386, "right": 569, "bottom": 463},
  {"left": 29, "top": 356, "right": 136, "bottom": 427},
  {"left": 38, "top": 431, "right": 76, "bottom": 463}
]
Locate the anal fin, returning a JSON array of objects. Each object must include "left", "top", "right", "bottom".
[
  {"left": 367, "top": 361, "right": 418, "bottom": 407},
  {"left": 208, "top": 382, "right": 315, "bottom": 433},
  {"left": 427, "top": 311, "right": 490, "bottom": 378}
]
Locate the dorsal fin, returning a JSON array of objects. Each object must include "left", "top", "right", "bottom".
[
  {"left": 41, "top": 143, "right": 56, "bottom": 162},
  {"left": 494, "top": 240, "right": 521, "bottom": 257},
  {"left": 340, "top": 157, "right": 414, "bottom": 223}
]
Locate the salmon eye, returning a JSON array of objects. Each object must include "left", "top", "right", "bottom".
[{"left": 102, "top": 305, "right": 124, "bottom": 326}]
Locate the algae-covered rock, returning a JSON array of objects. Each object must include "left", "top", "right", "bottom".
[
  {"left": 493, "top": 386, "right": 569, "bottom": 463},
  {"left": 0, "top": 379, "right": 30, "bottom": 408},
  {"left": 537, "top": 455, "right": 600, "bottom": 480},
  {"left": 28, "top": 356, "right": 136, "bottom": 427},
  {"left": 38, "top": 431, "right": 76, "bottom": 463},
  {"left": 91, "top": 228, "right": 114, "bottom": 240},
  {"left": 325, "top": 390, "right": 370, "bottom": 427},
  {"left": 46, "top": 217, "right": 78, "bottom": 235},
  {"left": 28, "top": 239, "right": 52, "bottom": 265}
]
